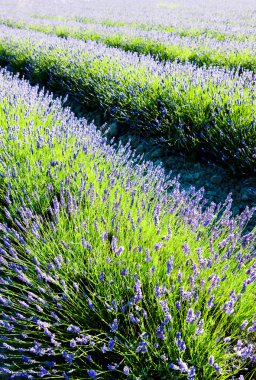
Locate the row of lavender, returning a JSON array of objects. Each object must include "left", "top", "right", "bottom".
[
  {"left": 0, "top": 69, "right": 255, "bottom": 379},
  {"left": 0, "top": 0, "right": 255, "bottom": 39},
  {"left": 1, "top": 16, "right": 255, "bottom": 72},
  {"left": 0, "top": 25, "right": 255, "bottom": 175}
]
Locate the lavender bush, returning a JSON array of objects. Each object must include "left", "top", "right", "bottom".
[
  {"left": 0, "top": 26, "right": 255, "bottom": 175},
  {"left": 0, "top": 16, "right": 255, "bottom": 71},
  {"left": 0, "top": 0, "right": 255, "bottom": 40},
  {"left": 0, "top": 70, "right": 255, "bottom": 379}
]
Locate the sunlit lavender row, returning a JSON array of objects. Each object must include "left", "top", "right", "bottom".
[
  {"left": 0, "top": 69, "right": 255, "bottom": 379},
  {"left": 0, "top": 25, "right": 255, "bottom": 175},
  {"left": 1, "top": 15, "right": 255, "bottom": 71},
  {"left": 0, "top": 0, "right": 255, "bottom": 39}
]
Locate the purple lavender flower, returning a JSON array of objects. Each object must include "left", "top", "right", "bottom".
[
  {"left": 177, "top": 270, "right": 182, "bottom": 283},
  {"left": 186, "top": 308, "right": 195, "bottom": 324},
  {"left": 209, "top": 356, "right": 215, "bottom": 365},
  {"left": 130, "top": 313, "right": 140, "bottom": 324},
  {"left": 87, "top": 369, "right": 97, "bottom": 379},
  {"left": 213, "top": 363, "right": 221, "bottom": 373},
  {"left": 195, "top": 319, "right": 204, "bottom": 335},
  {"left": 67, "top": 324, "right": 81, "bottom": 334},
  {"left": 248, "top": 321, "right": 256, "bottom": 333},
  {"left": 87, "top": 298, "right": 95, "bottom": 310},
  {"left": 188, "top": 366, "right": 196, "bottom": 380},
  {"left": 176, "top": 332, "right": 186, "bottom": 351},
  {"left": 177, "top": 358, "right": 189, "bottom": 373},
  {"left": 107, "top": 363, "right": 118, "bottom": 370},
  {"left": 62, "top": 351, "right": 74, "bottom": 363},
  {"left": 70, "top": 339, "right": 76, "bottom": 348},
  {"left": 239, "top": 320, "right": 248, "bottom": 330},
  {"left": 223, "top": 297, "right": 235, "bottom": 315},
  {"left": 136, "top": 341, "right": 148, "bottom": 353},
  {"left": 154, "top": 242, "right": 163, "bottom": 251},
  {"left": 45, "top": 361, "right": 55, "bottom": 368},
  {"left": 109, "top": 319, "right": 118, "bottom": 333},
  {"left": 134, "top": 279, "right": 142, "bottom": 302},
  {"left": 182, "top": 242, "right": 191, "bottom": 256},
  {"left": 108, "top": 338, "right": 115, "bottom": 351},
  {"left": 123, "top": 366, "right": 130, "bottom": 375},
  {"left": 120, "top": 268, "right": 128, "bottom": 276},
  {"left": 156, "top": 324, "right": 165, "bottom": 340},
  {"left": 207, "top": 295, "right": 215, "bottom": 308},
  {"left": 166, "top": 255, "right": 174, "bottom": 275},
  {"left": 145, "top": 248, "right": 152, "bottom": 262}
]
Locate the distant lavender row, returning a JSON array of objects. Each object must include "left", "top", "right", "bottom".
[
  {"left": 0, "top": 69, "right": 255, "bottom": 379},
  {"left": 1, "top": 16, "right": 255, "bottom": 71},
  {"left": 0, "top": 0, "right": 255, "bottom": 38},
  {"left": 0, "top": 25, "right": 255, "bottom": 175},
  {"left": 32, "top": 11, "right": 256, "bottom": 42}
]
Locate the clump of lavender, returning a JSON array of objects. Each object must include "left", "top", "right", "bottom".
[
  {"left": 0, "top": 70, "right": 255, "bottom": 379},
  {"left": 0, "top": 23, "right": 255, "bottom": 174}
]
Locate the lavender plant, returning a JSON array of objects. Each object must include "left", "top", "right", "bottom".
[
  {"left": 1, "top": 0, "right": 255, "bottom": 41},
  {"left": 0, "top": 70, "right": 255, "bottom": 379},
  {"left": 0, "top": 16, "right": 255, "bottom": 71},
  {"left": 0, "top": 26, "right": 255, "bottom": 175}
]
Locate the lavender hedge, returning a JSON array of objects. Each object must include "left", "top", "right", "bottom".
[
  {"left": 1, "top": 0, "right": 255, "bottom": 40},
  {"left": 0, "top": 26, "right": 255, "bottom": 175},
  {"left": 1, "top": 16, "right": 255, "bottom": 72},
  {"left": 0, "top": 70, "right": 255, "bottom": 379}
]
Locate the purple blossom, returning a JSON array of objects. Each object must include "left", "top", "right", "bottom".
[
  {"left": 67, "top": 325, "right": 81, "bottom": 334},
  {"left": 209, "top": 356, "right": 214, "bottom": 365},
  {"left": 182, "top": 242, "right": 191, "bottom": 256},
  {"left": 177, "top": 358, "right": 189, "bottom": 373},
  {"left": 195, "top": 319, "right": 204, "bottom": 335},
  {"left": 107, "top": 363, "right": 118, "bottom": 370},
  {"left": 166, "top": 255, "right": 174, "bottom": 275},
  {"left": 239, "top": 320, "right": 248, "bottom": 330},
  {"left": 134, "top": 279, "right": 142, "bottom": 302},
  {"left": 70, "top": 339, "right": 76, "bottom": 348},
  {"left": 87, "top": 369, "right": 97, "bottom": 379},
  {"left": 156, "top": 324, "right": 165, "bottom": 340},
  {"left": 123, "top": 366, "right": 130, "bottom": 375},
  {"left": 188, "top": 366, "right": 196, "bottom": 380},
  {"left": 130, "top": 313, "right": 140, "bottom": 324},
  {"left": 176, "top": 332, "right": 186, "bottom": 351},
  {"left": 108, "top": 338, "right": 115, "bottom": 351},
  {"left": 120, "top": 268, "right": 128, "bottom": 276},
  {"left": 109, "top": 319, "right": 118, "bottom": 333},
  {"left": 62, "top": 351, "right": 74, "bottom": 363},
  {"left": 136, "top": 341, "right": 148, "bottom": 353},
  {"left": 207, "top": 295, "right": 215, "bottom": 308},
  {"left": 186, "top": 308, "right": 195, "bottom": 324}
]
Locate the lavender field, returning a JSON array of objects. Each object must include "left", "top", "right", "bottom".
[{"left": 0, "top": 1, "right": 255, "bottom": 379}]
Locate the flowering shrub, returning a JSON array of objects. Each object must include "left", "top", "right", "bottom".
[
  {"left": 0, "top": 70, "right": 255, "bottom": 379},
  {"left": 0, "top": 26, "right": 255, "bottom": 174},
  {"left": 1, "top": 16, "right": 255, "bottom": 71}
]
